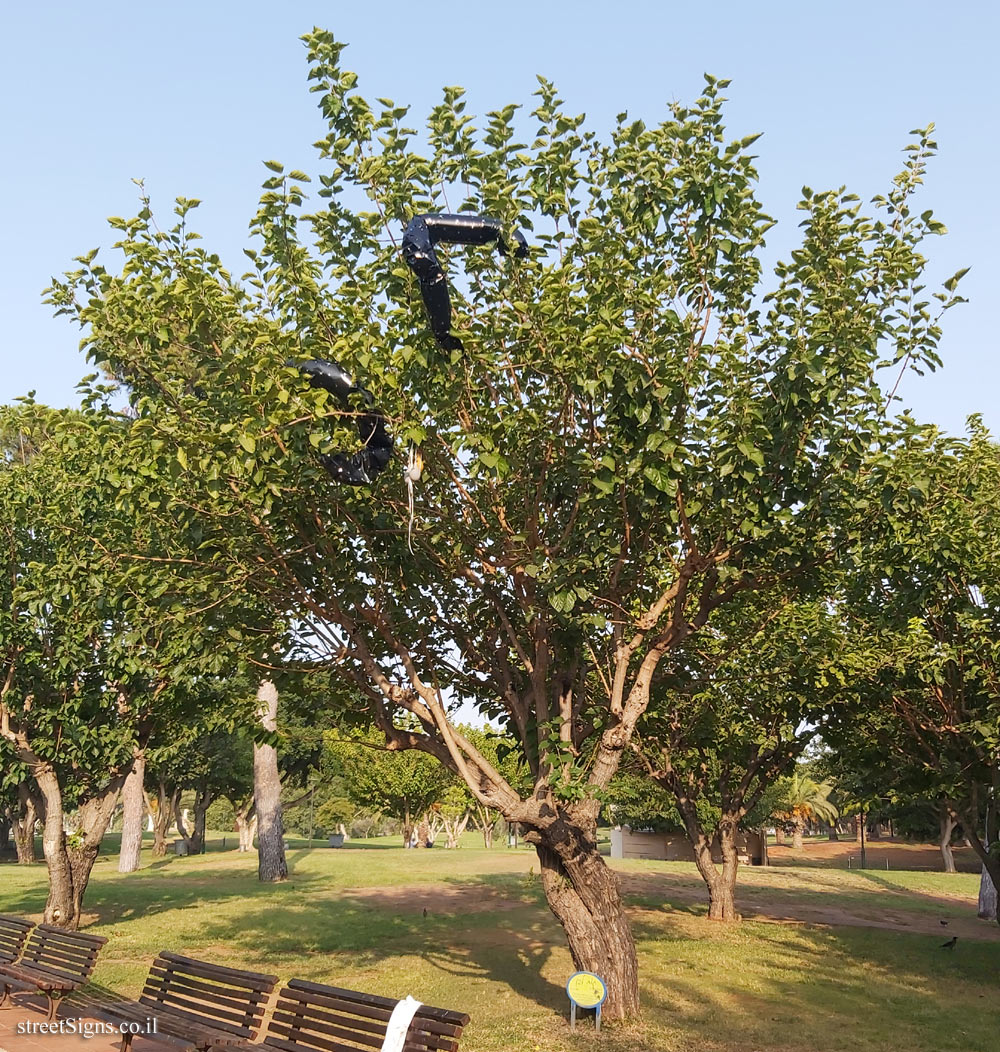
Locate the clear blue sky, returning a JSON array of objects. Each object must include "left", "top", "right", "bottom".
[{"left": 2, "top": 1, "right": 996, "bottom": 436}]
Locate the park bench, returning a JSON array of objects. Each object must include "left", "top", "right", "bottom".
[
  {"left": 91, "top": 951, "right": 278, "bottom": 1052},
  {"left": 0, "top": 922, "right": 107, "bottom": 1021},
  {"left": 213, "top": 977, "right": 470, "bottom": 1052},
  {"left": 0, "top": 916, "right": 33, "bottom": 965}
]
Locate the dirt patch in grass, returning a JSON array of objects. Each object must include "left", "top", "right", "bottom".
[
  {"left": 349, "top": 875, "right": 1000, "bottom": 945},
  {"left": 768, "top": 836, "right": 981, "bottom": 871},
  {"left": 344, "top": 883, "right": 535, "bottom": 914}
]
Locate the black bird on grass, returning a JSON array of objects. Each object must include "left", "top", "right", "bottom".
[
  {"left": 941, "top": 936, "right": 958, "bottom": 950},
  {"left": 940, "top": 919, "right": 949, "bottom": 926}
]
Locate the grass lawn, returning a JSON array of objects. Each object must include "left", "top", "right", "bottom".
[{"left": 1, "top": 835, "right": 997, "bottom": 1052}]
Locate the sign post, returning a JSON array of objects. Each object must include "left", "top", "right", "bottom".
[{"left": 566, "top": 971, "right": 608, "bottom": 1033}]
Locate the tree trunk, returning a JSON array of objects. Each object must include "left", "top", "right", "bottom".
[
  {"left": 12, "top": 783, "right": 39, "bottom": 863},
  {"left": 677, "top": 798, "right": 741, "bottom": 922},
  {"left": 939, "top": 805, "right": 957, "bottom": 874},
  {"left": 0, "top": 814, "right": 10, "bottom": 854},
  {"left": 118, "top": 751, "right": 146, "bottom": 874},
  {"left": 254, "top": 680, "right": 288, "bottom": 882},
  {"left": 34, "top": 765, "right": 124, "bottom": 929},
  {"left": 855, "top": 815, "right": 864, "bottom": 843},
  {"left": 979, "top": 865, "right": 998, "bottom": 921},
  {"left": 150, "top": 783, "right": 177, "bottom": 857},
  {"left": 235, "top": 798, "right": 257, "bottom": 852},
  {"left": 774, "top": 825, "right": 785, "bottom": 846},
  {"left": 528, "top": 807, "right": 639, "bottom": 1022},
  {"left": 792, "top": 816, "right": 805, "bottom": 851}
]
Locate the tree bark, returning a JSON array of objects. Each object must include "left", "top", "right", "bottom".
[
  {"left": 149, "top": 782, "right": 177, "bottom": 857},
  {"left": 527, "top": 806, "right": 639, "bottom": 1021},
  {"left": 0, "top": 813, "right": 9, "bottom": 854},
  {"left": 855, "top": 814, "right": 864, "bottom": 843},
  {"left": 234, "top": 797, "right": 257, "bottom": 851},
  {"left": 118, "top": 751, "right": 146, "bottom": 874},
  {"left": 939, "top": 805, "right": 957, "bottom": 874},
  {"left": 12, "top": 783, "right": 39, "bottom": 863},
  {"left": 254, "top": 680, "right": 287, "bottom": 882},
  {"left": 675, "top": 798, "right": 741, "bottom": 921},
  {"left": 979, "top": 865, "right": 998, "bottom": 921},
  {"left": 792, "top": 816, "right": 805, "bottom": 850},
  {"left": 34, "top": 765, "right": 124, "bottom": 929},
  {"left": 774, "top": 825, "right": 785, "bottom": 846}
]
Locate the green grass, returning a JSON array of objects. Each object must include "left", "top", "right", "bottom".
[{"left": 2, "top": 838, "right": 998, "bottom": 1052}]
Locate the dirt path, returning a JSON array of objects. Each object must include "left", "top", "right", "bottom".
[{"left": 344, "top": 874, "right": 1000, "bottom": 943}]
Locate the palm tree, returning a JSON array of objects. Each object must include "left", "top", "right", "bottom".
[{"left": 774, "top": 773, "right": 839, "bottom": 850}]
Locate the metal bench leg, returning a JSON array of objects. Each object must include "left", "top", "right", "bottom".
[
  {"left": 46, "top": 991, "right": 65, "bottom": 1022},
  {"left": 0, "top": 984, "right": 12, "bottom": 1010},
  {"left": 119, "top": 1032, "right": 134, "bottom": 1052}
]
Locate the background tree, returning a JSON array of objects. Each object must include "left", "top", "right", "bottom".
[
  {"left": 633, "top": 596, "right": 847, "bottom": 919},
  {"left": 44, "top": 32, "right": 965, "bottom": 1009},
  {"left": 828, "top": 424, "right": 1000, "bottom": 918}
]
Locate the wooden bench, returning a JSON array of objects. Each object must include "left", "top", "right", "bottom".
[
  {"left": 0, "top": 916, "right": 33, "bottom": 965},
  {"left": 91, "top": 951, "right": 278, "bottom": 1051},
  {"left": 214, "top": 978, "right": 470, "bottom": 1052},
  {"left": 0, "top": 923, "right": 106, "bottom": 1021}
]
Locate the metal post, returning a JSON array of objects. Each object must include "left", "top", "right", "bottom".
[
  {"left": 596, "top": 1006, "right": 601, "bottom": 1033},
  {"left": 570, "top": 1003, "right": 576, "bottom": 1030}
]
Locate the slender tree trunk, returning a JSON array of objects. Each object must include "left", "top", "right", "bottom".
[
  {"left": 979, "top": 866, "right": 998, "bottom": 921},
  {"left": 855, "top": 814, "right": 864, "bottom": 843},
  {"left": 528, "top": 804, "right": 639, "bottom": 1022},
  {"left": 254, "top": 680, "right": 287, "bottom": 882},
  {"left": 939, "top": 805, "right": 957, "bottom": 874},
  {"left": 150, "top": 783, "right": 176, "bottom": 857},
  {"left": 774, "top": 825, "right": 785, "bottom": 846},
  {"left": 0, "top": 814, "right": 10, "bottom": 854},
  {"left": 234, "top": 798, "right": 257, "bottom": 851},
  {"left": 118, "top": 751, "right": 146, "bottom": 874}
]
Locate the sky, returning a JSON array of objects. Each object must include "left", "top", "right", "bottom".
[{"left": 2, "top": 1, "right": 997, "bottom": 436}]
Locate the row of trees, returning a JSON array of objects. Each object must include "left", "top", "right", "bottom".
[{"left": 3, "top": 31, "right": 997, "bottom": 1019}]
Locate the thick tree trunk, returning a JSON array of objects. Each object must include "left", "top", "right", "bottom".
[
  {"left": 677, "top": 799, "right": 741, "bottom": 921},
  {"left": 529, "top": 809, "right": 639, "bottom": 1022},
  {"left": 792, "top": 817, "right": 805, "bottom": 850},
  {"left": 34, "top": 766, "right": 124, "bottom": 929},
  {"left": 254, "top": 680, "right": 288, "bottom": 882},
  {"left": 118, "top": 751, "right": 146, "bottom": 874},
  {"left": 939, "top": 806, "right": 957, "bottom": 874},
  {"left": 774, "top": 825, "right": 785, "bottom": 846}
]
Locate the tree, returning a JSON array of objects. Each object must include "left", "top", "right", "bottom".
[
  {"left": 827, "top": 424, "right": 1000, "bottom": 918},
  {"left": 632, "top": 596, "right": 846, "bottom": 919},
  {"left": 254, "top": 680, "right": 288, "bottom": 881},
  {"left": 328, "top": 727, "right": 454, "bottom": 845},
  {"left": 44, "top": 32, "right": 964, "bottom": 1010},
  {"left": 772, "top": 771, "right": 838, "bottom": 850}
]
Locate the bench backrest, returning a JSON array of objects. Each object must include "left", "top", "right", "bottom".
[
  {"left": 137, "top": 952, "right": 278, "bottom": 1040},
  {"left": 0, "top": 916, "right": 34, "bottom": 965},
  {"left": 18, "top": 924, "right": 107, "bottom": 982},
  {"left": 265, "top": 978, "right": 470, "bottom": 1052}
]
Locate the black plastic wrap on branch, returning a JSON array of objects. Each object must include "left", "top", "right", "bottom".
[
  {"left": 290, "top": 359, "right": 393, "bottom": 485},
  {"left": 402, "top": 213, "right": 528, "bottom": 352}
]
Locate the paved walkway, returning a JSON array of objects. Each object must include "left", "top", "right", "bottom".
[{"left": 0, "top": 998, "right": 172, "bottom": 1051}]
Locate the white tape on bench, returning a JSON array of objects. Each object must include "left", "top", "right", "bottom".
[{"left": 381, "top": 995, "right": 423, "bottom": 1052}]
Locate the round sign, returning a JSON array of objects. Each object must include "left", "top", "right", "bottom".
[{"left": 566, "top": 971, "right": 608, "bottom": 1010}]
